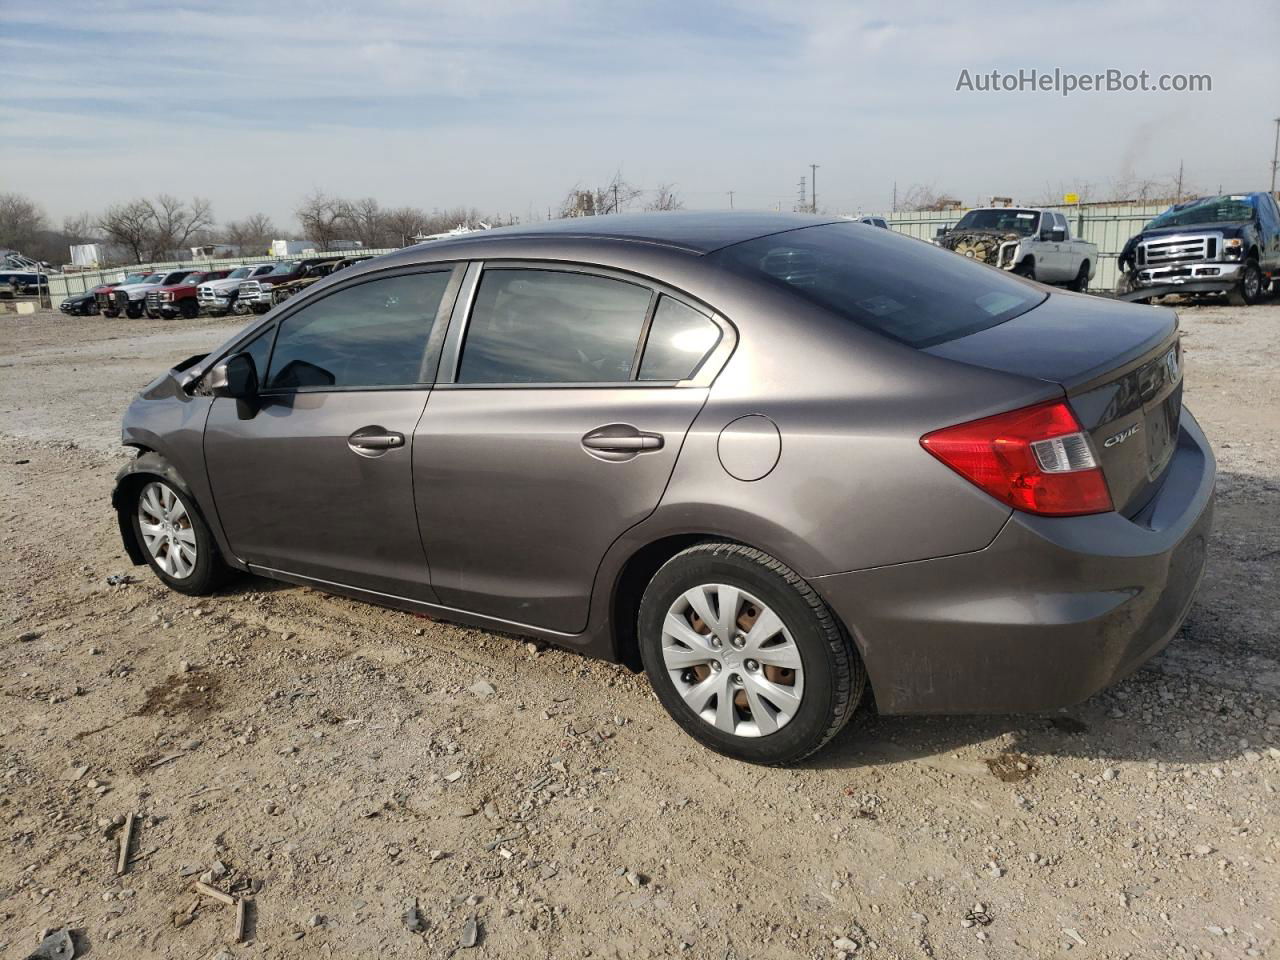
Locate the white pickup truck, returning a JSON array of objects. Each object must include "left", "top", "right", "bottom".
[{"left": 936, "top": 207, "right": 1098, "bottom": 291}]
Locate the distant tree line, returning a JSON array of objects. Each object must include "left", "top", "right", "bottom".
[{"left": 0, "top": 190, "right": 507, "bottom": 267}]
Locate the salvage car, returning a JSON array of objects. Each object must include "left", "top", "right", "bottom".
[
  {"left": 112, "top": 212, "right": 1214, "bottom": 765},
  {"left": 196, "top": 263, "right": 275, "bottom": 315},
  {"left": 59, "top": 289, "right": 101, "bottom": 316},
  {"left": 1117, "top": 192, "right": 1280, "bottom": 305},
  {"left": 146, "top": 269, "right": 232, "bottom": 319},
  {"left": 99, "top": 269, "right": 188, "bottom": 318},
  {"left": 937, "top": 207, "right": 1097, "bottom": 290},
  {"left": 92, "top": 271, "right": 156, "bottom": 315},
  {"left": 235, "top": 261, "right": 310, "bottom": 314},
  {"left": 268, "top": 256, "right": 372, "bottom": 305}
]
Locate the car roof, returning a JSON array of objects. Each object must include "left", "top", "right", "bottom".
[{"left": 412, "top": 211, "right": 843, "bottom": 256}]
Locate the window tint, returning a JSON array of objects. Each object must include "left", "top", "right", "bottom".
[
  {"left": 709, "top": 221, "right": 1046, "bottom": 349},
  {"left": 458, "top": 270, "right": 651, "bottom": 384},
  {"left": 239, "top": 325, "right": 275, "bottom": 383},
  {"left": 265, "top": 272, "right": 450, "bottom": 390},
  {"left": 638, "top": 297, "right": 721, "bottom": 380}
]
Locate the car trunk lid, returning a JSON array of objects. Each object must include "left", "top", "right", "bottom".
[{"left": 925, "top": 291, "right": 1182, "bottom": 516}]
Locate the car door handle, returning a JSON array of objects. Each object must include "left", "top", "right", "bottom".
[
  {"left": 347, "top": 426, "right": 405, "bottom": 457},
  {"left": 583, "top": 435, "right": 663, "bottom": 451},
  {"left": 581, "top": 425, "right": 665, "bottom": 460}
]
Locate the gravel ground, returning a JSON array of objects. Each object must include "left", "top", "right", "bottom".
[{"left": 0, "top": 301, "right": 1277, "bottom": 960}]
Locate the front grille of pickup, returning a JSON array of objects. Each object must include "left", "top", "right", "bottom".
[{"left": 1139, "top": 235, "right": 1214, "bottom": 267}]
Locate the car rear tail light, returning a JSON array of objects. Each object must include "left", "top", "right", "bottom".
[{"left": 920, "top": 399, "right": 1113, "bottom": 517}]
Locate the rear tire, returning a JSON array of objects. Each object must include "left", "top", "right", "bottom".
[
  {"left": 1068, "top": 261, "right": 1090, "bottom": 292},
  {"left": 638, "top": 542, "right": 865, "bottom": 765},
  {"left": 1228, "top": 259, "right": 1264, "bottom": 306},
  {"left": 125, "top": 303, "right": 143, "bottom": 319}
]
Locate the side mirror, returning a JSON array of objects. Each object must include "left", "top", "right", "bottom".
[
  {"left": 208, "top": 352, "right": 259, "bottom": 399},
  {"left": 935, "top": 227, "right": 948, "bottom": 239}
]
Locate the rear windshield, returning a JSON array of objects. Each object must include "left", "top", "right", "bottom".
[{"left": 709, "top": 221, "right": 1046, "bottom": 348}]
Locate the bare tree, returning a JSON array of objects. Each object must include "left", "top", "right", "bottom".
[
  {"left": 223, "top": 213, "right": 277, "bottom": 254},
  {"left": 148, "top": 194, "right": 214, "bottom": 256},
  {"left": 383, "top": 206, "right": 430, "bottom": 245},
  {"left": 295, "top": 191, "right": 347, "bottom": 251},
  {"left": 558, "top": 172, "right": 644, "bottom": 218},
  {"left": 900, "top": 184, "right": 963, "bottom": 212},
  {"left": 98, "top": 200, "right": 158, "bottom": 264},
  {"left": 61, "top": 212, "right": 98, "bottom": 245},
  {"left": 0, "top": 192, "right": 49, "bottom": 254},
  {"left": 646, "top": 183, "right": 684, "bottom": 212},
  {"left": 341, "top": 197, "right": 388, "bottom": 248}
]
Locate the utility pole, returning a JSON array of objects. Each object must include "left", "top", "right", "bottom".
[
  {"left": 1271, "top": 117, "right": 1280, "bottom": 196},
  {"left": 727, "top": 190, "right": 735, "bottom": 210},
  {"left": 612, "top": 182, "right": 620, "bottom": 214},
  {"left": 892, "top": 181, "right": 897, "bottom": 213},
  {"left": 810, "top": 163, "right": 820, "bottom": 213},
  {"left": 1175, "top": 160, "right": 1184, "bottom": 203}
]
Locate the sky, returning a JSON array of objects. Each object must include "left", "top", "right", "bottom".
[{"left": 2, "top": 0, "right": 1277, "bottom": 229}]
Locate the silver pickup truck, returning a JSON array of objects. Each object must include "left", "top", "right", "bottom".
[{"left": 936, "top": 207, "right": 1098, "bottom": 291}]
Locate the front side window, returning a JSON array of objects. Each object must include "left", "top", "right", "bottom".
[
  {"left": 639, "top": 296, "right": 720, "bottom": 380},
  {"left": 265, "top": 271, "right": 450, "bottom": 390},
  {"left": 457, "top": 269, "right": 651, "bottom": 384},
  {"left": 239, "top": 324, "right": 275, "bottom": 383}
]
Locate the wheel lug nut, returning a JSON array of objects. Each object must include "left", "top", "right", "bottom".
[{"left": 745, "top": 659, "right": 758, "bottom": 671}]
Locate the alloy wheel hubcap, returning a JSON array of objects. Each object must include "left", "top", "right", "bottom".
[
  {"left": 661, "top": 583, "right": 804, "bottom": 737},
  {"left": 137, "top": 481, "right": 197, "bottom": 579}
]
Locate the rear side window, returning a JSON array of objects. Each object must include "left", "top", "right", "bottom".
[
  {"left": 458, "top": 269, "right": 651, "bottom": 384},
  {"left": 265, "top": 272, "right": 450, "bottom": 390},
  {"left": 709, "top": 221, "right": 1046, "bottom": 348},
  {"left": 639, "top": 296, "right": 721, "bottom": 380}
]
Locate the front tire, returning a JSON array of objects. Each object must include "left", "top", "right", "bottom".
[
  {"left": 129, "top": 478, "right": 227, "bottom": 595},
  {"left": 638, "top": 542, "right": 865, "bottom": 765},
  {"left": 1228, "top": 259, "right": 1264, "bottom": 306},
  {"left": 125, "top": 303, "right": 143, "bottom": 319},
  {"left": 180, "top": 299, "right": 199, "bottom": 319},
  {"left": 1013, "top": 257, "right": 1035, "bottom": 280}
]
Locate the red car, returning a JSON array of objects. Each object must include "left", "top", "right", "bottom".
[{"left": 145, "top": 269, "right": 232, "bottom": 319}]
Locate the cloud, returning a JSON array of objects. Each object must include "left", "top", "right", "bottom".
[{"left": 2, "top": 0, "right": 1276, "bottom": 225}]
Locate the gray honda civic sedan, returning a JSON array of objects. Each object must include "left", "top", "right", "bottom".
[{"left": 113, "top": 213, "right": 1214, "bottom": 764}]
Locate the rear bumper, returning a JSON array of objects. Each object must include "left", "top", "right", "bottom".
[{"left": 813, "top": 410, "right": 1215, "bottom": 714}]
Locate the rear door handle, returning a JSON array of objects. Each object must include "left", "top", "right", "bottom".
[
  {"left": 581, "top": 425, "right": 665, "bottom": 460},
  {"left": 582, "top": 435, "right": 663, "bottom": 451},
  {"left": 348, "top": 426, "right": 405, "bottom": 457}
]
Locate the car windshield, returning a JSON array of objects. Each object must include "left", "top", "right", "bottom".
[
  {"left": 181, "top": 272, "right": 204, "bottom": 284},
  {"left": 161, "top": 272, "right": 187, "bottom": 284},
  {"left": 267, "top": 262, "right": 297, "bottom": 275},
  {"left": 710, "top": 221, "right": 1046, "bottom": 349},
  {"left": 226, "top": 268, "right": 251, "bottom": 279},
  {"left": 953, "top": 209, "right": 1041, "bottom": 235},
  {"left": 121, "top": 273, "right": 150, "bottom": 283},
  {"left": 1146, "top": 196, "right": 1255, "bottom": 229}
]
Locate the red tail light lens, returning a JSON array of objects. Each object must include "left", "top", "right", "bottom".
[{"left": 921, "top": 399, "right": 1113, "bottom": 517}]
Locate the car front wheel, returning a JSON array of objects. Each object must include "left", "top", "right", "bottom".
[
  {"left": 130, "top": 478, "right": 227, "bottom": 595},
  {"left": 1228, "top": 259, "right": 1264, "bottom": 306},
  {"left": 638, "top": 542, "right": 865, "bottom": 765}
]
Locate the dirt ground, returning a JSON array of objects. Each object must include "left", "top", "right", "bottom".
[{"left": 1, "top": 299, "right": 1277, "bottom": 960}]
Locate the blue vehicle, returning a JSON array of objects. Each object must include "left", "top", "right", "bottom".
[{"left": 1118, "top": 192, "right": 1280, "bottom": 305}]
